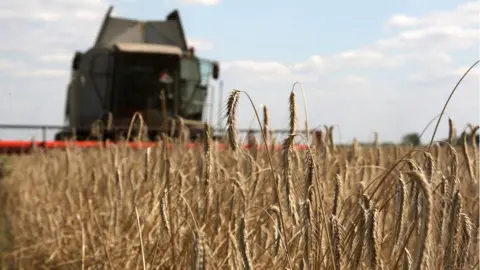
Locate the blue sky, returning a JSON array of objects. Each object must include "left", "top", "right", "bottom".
[
  {"left": 0, "top": 0, "right": 478, "bottom": 143},
  {"left": 117, "top": 0, "right": 468, "bottom": 61}
]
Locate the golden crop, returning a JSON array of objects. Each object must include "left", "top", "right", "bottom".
[{"left": 0, "top": 90, "right": 478, "bottom": 269}]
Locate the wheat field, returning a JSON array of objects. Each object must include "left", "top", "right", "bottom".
[{"left": 0, "top": 90, "right": 478, "bottom": 269}]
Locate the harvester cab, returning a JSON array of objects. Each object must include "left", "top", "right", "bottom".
[{"left": 56, "top": 7, "right": 220, "bottom": 142}]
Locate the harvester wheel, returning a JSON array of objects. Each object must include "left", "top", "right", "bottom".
[
  {"left": 54, "top": 131, "right": 71, "bottom": 141},
  {"left": 54, "top": 130, "right": 90, "bottom": 141}
]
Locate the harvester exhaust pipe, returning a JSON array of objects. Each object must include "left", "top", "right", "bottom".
[
  {"left": 216, "top": 80, "right": 224, "bottom": 130},
  {"left": 94, "top": 5, "right": 114, "bottom": 46}
]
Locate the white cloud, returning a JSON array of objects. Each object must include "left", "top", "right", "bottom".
[
  {"left": 0, "top": 0, "right": 109, "bottom": 78},
  {"left": 451, "top": 65, "right": 480, "bottom": 77},
  {"left": 386, "top": 14, "right": 418, "bottom": 28},
  {"left": 412, "top": 1, "right": 480, "bottom": 28},
  {"left": 0, "top": 1, "right": 108, "bottom": 54},
  {"left": 0, "top": 59, "right": 68, "bottom": 78},
  {"left": 173, "top": 0, "right": 221, "bottom": 6},
  {"left": 187, "top": 38, "right": 215, "bottom": 51},
  {"left": 223, "top": 61, "right": 290, "bottom": 74},
  {"left": 291, "top": 55, "right": 324, "bottom": 72},
  {"left": 0, "top": 0, "right": 107, "bottom": 21},
  {"left": 342, "top": 75, "right": 370, "bottom": 85},
  {"left": 377, "top": 2, "right": 479, "bottom": 53},
  {"left": 375, "top": 26, "right": 479, "bottom": 51},
  {"left": 386, "top": 1, "right": 480, "bottom": 29},
  {"left": 17, "top": 69, "right": 68, "bottom": 78},
  {"left": 332, "top": 49, "right": 404, "bottom": 68},
  {"left": 0, "top": 59, "right": 23, "bottom": 71},
  {"left": 38, "top": 53, "right": 72, "bottom": 63}
]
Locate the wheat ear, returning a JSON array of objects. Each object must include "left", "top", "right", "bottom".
[
  {"left": 461, "top": 131, "right": 475, "bottom": 182},
  {"left": 448, "top": 117, "right": 457, "bottom": 144},
  {"left": 226, "top": 90, "right": 240, "bottom": 151},
  {"left": 263, "top": 105, "right": 269, "bottom": 145},
  {"left": 289, "top": 90, "right": 297, "bottom": 135},
  {"left": 407, "top": 170, "right": 432, "bottom": 270}
]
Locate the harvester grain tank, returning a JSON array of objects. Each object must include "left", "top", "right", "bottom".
[{"left": 55, "top": 6, "right": 220, "bottom": 141}]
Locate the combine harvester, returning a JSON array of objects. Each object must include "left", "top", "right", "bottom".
[
  {"left": 0, "top": 6, "right": 309, "bottom": 154},
  {"left": 54, "top": 6, "right": 220, "bottom": 142}
]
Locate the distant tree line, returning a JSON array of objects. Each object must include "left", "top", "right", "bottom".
[{"left": 401, "top": 132, "right": 480, "bottom": 147}]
